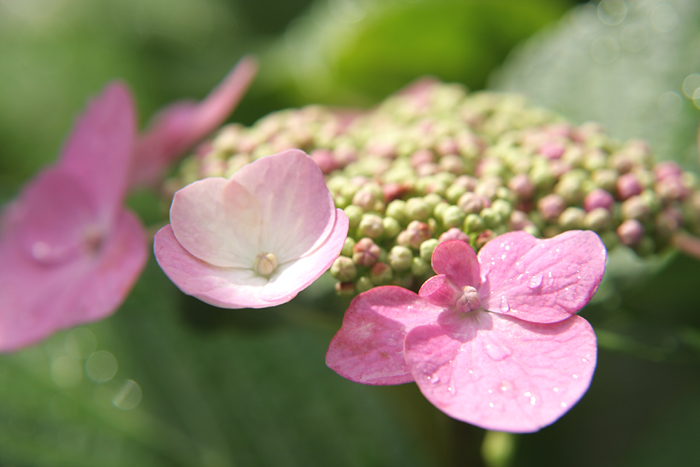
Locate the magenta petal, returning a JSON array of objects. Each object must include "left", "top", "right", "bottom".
[
  {"left": 260, "top": 209, "right": 348, "bottom": 302},
  {"left": 478, "top": 231, "right": 606, "bottom": 323},
  {"left": 405, "top": 312, "right": 597, "bottom": 433},
  {"left": 131, "top": 56, "right": 258, "bottom": 188},
  {"left": 419, "top": 274, "right": 462, "bottom": 308},
  {"left": 431, "top": 240, "right": 480, "bottom": 289},
  {"left": 59, "top": 82, "right": 136, "bottom": 218},
  {"left": 326, "top": 287, "right": 444, "bottom": 385},
  {"left": 233, "top": 149, "right": 337, "bottom": 263}
]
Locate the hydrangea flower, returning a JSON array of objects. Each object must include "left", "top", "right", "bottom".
[
  {"left": 129, "top": 56, "right": 258, "bottom": 188},
  {"left": 0, "top": 84, "right": 147, "bottom": 352},
  {"left": 326, "top": 231, "right": 606, "bottom": 432},
  {"left": 154, "top": 149, "right": 349, "bottom": 308}
]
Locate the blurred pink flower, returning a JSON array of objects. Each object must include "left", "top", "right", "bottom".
[
  {"left": 326, "top": 231, "right": 606, "bottom": 433},
  {"left": 0, "top": 84, "right": 147, "bottom": 352},
  {"left": 154, "top": 149, "right": 349, "bottom": 309},
  {"left": 129, "top": 56, "right": 258, "bottom": 189}
]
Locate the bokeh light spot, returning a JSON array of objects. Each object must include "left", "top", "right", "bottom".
[
  {"left": 112, "top": 380, "right": 142, "bottom": 411},
  {"left": 597, "top": 0, "right": 627, "bottom": 26},
  {"left": 64, "top": 328, "right": 97, "bottom": 360},
  {"left": 650, "top": 3, "right": 679, "bottom": 33},
  {"left": 85, "top": 351, "right": 118, "bottom": 383},
  {"left": 591, "top": 36, "right": 620, "bottom": 64}
]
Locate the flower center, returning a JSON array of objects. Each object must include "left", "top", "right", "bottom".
[
  {"left": 253, "top": 252, "right": 279, "bottom": 277},
  {"left": 455, "top": 286, "right": 481, "bottom": 313}
]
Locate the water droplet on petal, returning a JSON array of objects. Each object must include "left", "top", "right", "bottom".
[
  {"left": 530, "top": 397, "right": 537, "bottom": 406},
  {"left": 489, "top": 402, "right": 494, "bottom": 408},
  {"left": 500, "top": 296, "right": 510, "bottom": 313},
  {"left": 573, "top": 374, "right": 579, "bottom": 379},
  {"left": 561, "top": 402, "right": 568, "bottom": 408},
  {"left": 553, "top": 387, "right": 559, "bottom": 393},
  {"left": 529, "top": 274, "right": 543, "bottom": 289},
  {"left": 430, "top": 375, "right": 440, "bottom": 384},
  {"left": 447, "top": 386, "right": 456, "bottom": 396}
]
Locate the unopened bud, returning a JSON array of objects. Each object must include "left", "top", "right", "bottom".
[
  {"left": 386, "top": 199, "right": 408, "bottom": 224},
  {"left": 558, "top": 207, "right": 585, "bottom": 229},
  {"left": 464, "top": 213, "right": 485, "bottom": 233},
  {"left": 419, "top": 238, "right": 439, "bottom": 262},
  {"left": 344, "top": 205, "right": 363, "bottom": 229},
  {"left": 621, "top": 196, "right": 649, "bottom": 220},
  {"left": 330, "top": 256, "right": 357, "bottom": 282},
  {"left": 439, "top": 228, "right": 469, "bottom": 243},
  {"left": 537, "top": 194, "right": 566, "bottom": 221},
  {"left": 442, "top": 205, "right": 467, "bottom": 229},
  {"left": 353, "top": 238, "right": 381, "bottom": 267},
  {"left": 406, "top": 198, "right": 432, "bottom": 221},
  {"left": 335, "top": 282, "right": 355, "bottom": 296},
  {"left": 458, "top": 192, "right": 484, "bottom": 214},
  {"left": 341, "top": 237, "right": 356, "bottom": 257},
  {"left": 475, "top": 230, "right": 495, "bottom": 249},
  {"left": 358, "top": 214, "right": 384, "bottom": 238},
  {"left": 382, "top": 217, "right": 401, "bottom": 239},
  {"left": 456, "top": 286, "right": 481, "bottom": 312},
  {"left": 584, "top": 208, "right": 612, "bottom": 231},
  {"left": 370, "top": 262, "right": 393, "bottom": 285},
  {"left": 397, "top": 221, "right": 432, "bottom": 249},
  {"left": 508, "top": 174, "right": 535, "bottom": 199},
  {"left": 592, "top": 169, "right": 619, "bottom": 193},
  {"left": 617, "top": 219, "right": 644, "bottom": 246},
  {"left": 616, "top": 173, "right": 643, "bottom": 200},
  {"left": 356, "top": 276, "right": 373, "bottom": 293},
  {"left": 584, "top": 188, "right": 614, "bottom": 212},
  {"left": 388, "top": 246, "right": 413, "bottom": 272},
  {"left": 411, "top": 257, "right": 431, "bottom": 276}
]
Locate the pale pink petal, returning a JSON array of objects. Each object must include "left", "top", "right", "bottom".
[
  {"left": 233, "top": 149, "right": 337, "bottom": 263},
  {"left": 13, "top": 168, "right": 96, "bottom": 265},
  {"left": 260, "top": 209, "right": 349, "bottom": 301},
  {"left": 418, "top": 274, "right": 463, "bottom": 308},
  {"left": 154, "top": 225, "right": 277, "bottom": 309},
  {"left": 131, "top": 56, "right": 258, "bottom": 188},
  {"left": 405, "top": 312, "right": 597, "bottom": 433},
  {"left": 326, "top": 287, "right": 443, "bottom": 385},
  {"left": 59, "top": 83, "right": 136, "bottom": 219},
  {"left": 169, "top": 177, "right": 260, "bottom": 268},
  {"left": 430, "top": 240, "right": 480, "bottom": 289},
  {"left": 478, "top": 231, "right": 606, "bottom": 323},
  {"left": 0, "top": 209, "right": 146, "bottom": 352}
]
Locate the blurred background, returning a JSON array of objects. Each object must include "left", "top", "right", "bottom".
[{"left": 1, "top": 0, "right": 700, "bottom": 465}]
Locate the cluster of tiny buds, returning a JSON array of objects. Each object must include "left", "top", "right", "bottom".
[{"left": 172, "top": 80, "right": 700, "bottom": 297}]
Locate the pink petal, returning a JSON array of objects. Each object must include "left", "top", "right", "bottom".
[
  {"left": 478, "top": 231, "right": 606, "bottom": 323},
  {"left": 154, "top": 225, "right": 280, "bottom": 309},
  {"left": 169, "top": 177, "right": 261, "bottom": 268},
  {"left": 131, "top": 56, "right": 258, "bottom": 188},
  {"left": 0, "top": 209, "right": 146, "bottom": 352},
  {"left": 260, "top": 208, "right": 348, "bottom": 302},
  {"left": 405, "top": 312, "right": 597, "bottom": 433},
  {"left": 59, "top": 82, "right": 136, "bottom": 219},
  {"left": 326, "top": 288, "right": 443, "bottom": 385},
  {"left": 13, "top": 168, "right": 97, "bottom": 265},
  {"left": 430, "top": 240, "right": 480, "bottom": 289},
  {"left": 232, "top": 149, "right": 338, "bottom": 264}
]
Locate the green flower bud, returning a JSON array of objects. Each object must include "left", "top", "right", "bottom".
[
  {"left": 370, "top": 262, "right": 393, "bottom": 285},
  {"left": 523, "top": 225, "right": 541, "bottom": 237},
  {"left": 558, "top": 207, "right": 585, "bottom": 229},
  {"left": 495, "top": 187, "right": 517, "bottom": 204},
  {"left": 491, "top": 199, "right": 513, "bottom": 220},
  {"left": 382, "top": 217, "right": 401, "bottom": 239},
  {"left": 592, "top": 169, "right": 618, "bottom": 193},
  {"left": 445, "top": 183, "right": 467, "bottom": 203},
  {"left": 386, "top": 199, "right": 408, "bottom": 224},
  {"left": 344, "top": 205, "right": 363, "bottom": 229},
  {"left": 330, "top": 256, "right": 357, "bottom": 282},
  {"left": 423, "top": 193, "right": 443, "bottom": 209},
  {"left": 480, "top": 207, "right": 503, "bottom": 230},
  {"left": 419, "top": 238, "right": 439, "bottom": 262},
  {"left": 355, "top": 276, "right": 373, "bottom": 293},
  {"left": 442, "top": 205, "right": 466, "bottom": 229},
  {"left": 583, "top": 208, "right": 612, "bottom": 231},
  {"left": 406, "top": 198, "right": 432, "bottom": 221},
  {"left": 341, "top": 237, "right": 356, "bottom": 257},
  {"left": 411, "top": 257, "right": 431, "bottom": 276},
  {"left": 335, "top": 282, "right": 355, "bottom": 296},
  {"left": 433, "top": 202, "right": 449, "bottom": 221},
  {"left": 464, "top": 213, "right": 485, "bottom": 233},
  {"left": 358, "top": 214, "right": 384, "bottom": 238},
  {"left": 388, "top": 246, "right": 413, "bottom": 272}
]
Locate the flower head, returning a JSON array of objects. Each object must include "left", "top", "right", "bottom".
[
  {"left": 0, "top": 84, "right": 148, "bottom": 352},
  {"left": 326, "top": 230, "right": 606, "bottom": 432},
  {"left": 154, "top": 149, "right": 349, "bottom": 308}
]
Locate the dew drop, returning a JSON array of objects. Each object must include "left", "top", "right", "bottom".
[
  {"left": 430, "top": 375, "right": 440, "bottom": 384},
  {"left": 489, "top": 403, "right": 494, "bottom": 408},
  {"left": 572, "top": 374, "right": 579, "bottom": 379},
  {"left": 448, "top": 386, "right": 456, "bottom": 396},
  {"left": 582, "top": 358, "right": 588, "bottom": 363},
  {"left": 530, "top": 397, "right": 537, "bottom": 406},
  {"left": 528, "top": 274, "right": 543, "bottom": 289},
  {"left": 500, "top": 296, "right": 510, "bottom": 313},
  {"left": 553, "top": 387, "right": 559, "bottom": 393},
  {"left": 561, "top": 402, "right": 568, "bottom": 408}
]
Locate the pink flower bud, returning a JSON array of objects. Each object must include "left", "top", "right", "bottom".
[
  {"left": 475, "top": 229, "right": 495, "bottom": 249},
  {"left": 654, "top": 161, "right": 683, "bottom": 181},
  {"left": 397, "top": 221, "right": 431, "bottom": 249},
  {"left": 508, "top": 174, "right": 535, "bottom": 200},
  {"left": 654, "top": 177, "right": 689, "bottom": 201},
  {"left": 353, "top": 238, "right": 381, "bottom": 267},
  {"left": 620, "top": 196, "right": 649, "bottom": 220},
  {"left": 539, "top": 141, "right": 566, "bottom": 159},
  {"left": 311, "top": 149, "right": 339, "bottom": 174},
  {"left": 458, "top": 192, "right": 484, "bottom": 214},
  {"left": 410, "top": 149, "right": 435, "bottom": 168},
  {"left": 437, "top": 138, "right": 459, "bottom": 156},
  {"left": 617, "top": 219, "right": 644, "bottom": 246},
  {"left": 456, "top": 286, "right": 481, "bottom": 313},
  {"left": 453, "top": 175, "right": 478, "bottom": 192},
  {"left": 616, "top": 173, "right": 643, "bottom": 200},
  {"left": 548, "top": 160, "right": 572, "bottom": 178},
  {"left": 584, "top": 188, "right": 614, "bottom": 212},
  {"left": 439, "top": 228, "right": 469, "bottom": 243},
  {"left": 509, "top": 210, "right": 534, "bottom": 230},
  {"left": 537, "top": 194, "right": 566, "bottom": 221}
]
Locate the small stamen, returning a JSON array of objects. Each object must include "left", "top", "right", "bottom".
[
  {"left": 254, "top": 252, "right": 279, "bottom": 277},
  {"left": 456, "top": 285, "right": 481, "bottom": 313}
]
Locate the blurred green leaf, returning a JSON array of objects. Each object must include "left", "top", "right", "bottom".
[
  {"left": 491, "top": 0, "right": 700, "bottom": 171},
  {"left": 262, "top": 0, "right": 573, "bottom": 106},
  {"left": 0, "top": 260, "right": 452, "bottom": 466}
]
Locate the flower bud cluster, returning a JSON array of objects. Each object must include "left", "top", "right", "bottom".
[{"left": 170, "top": 81, "right": 700, "bottom": 296}]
